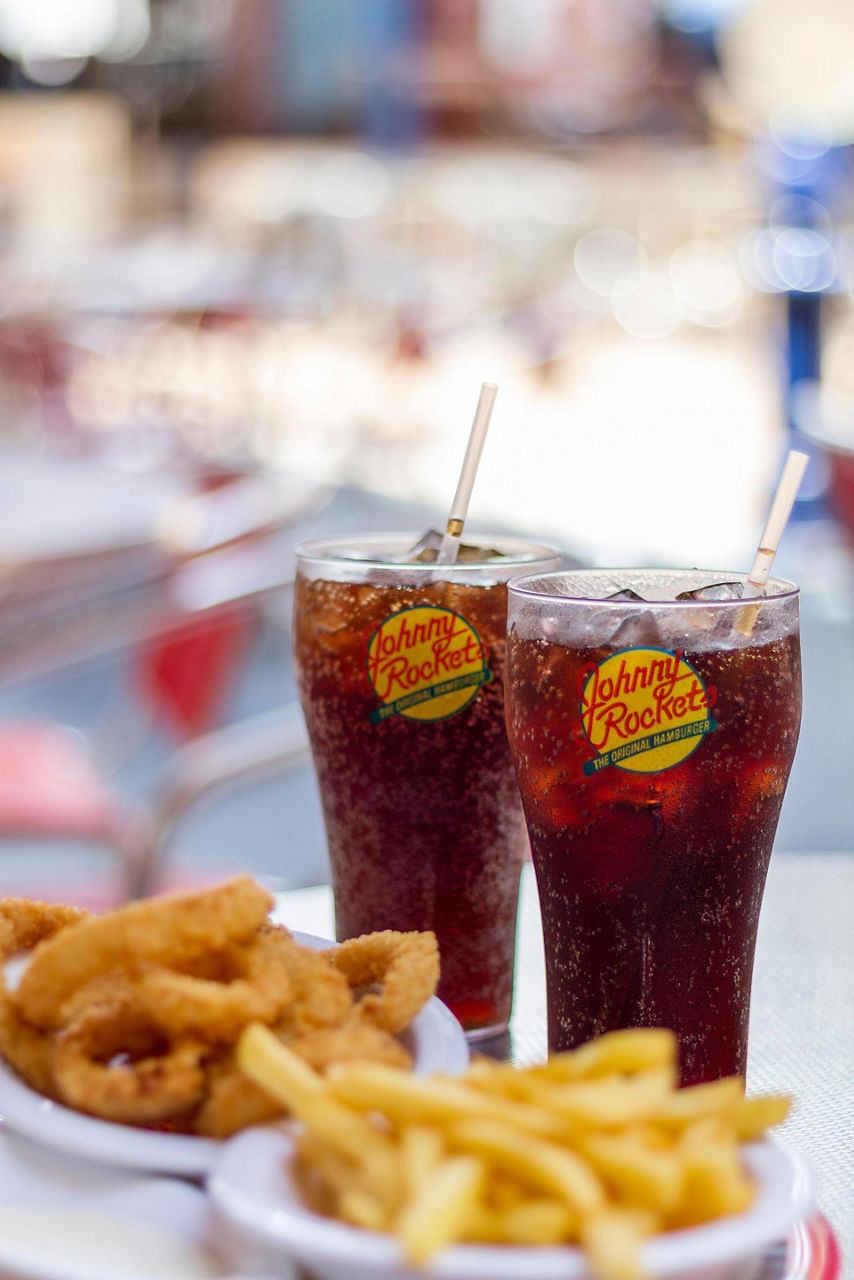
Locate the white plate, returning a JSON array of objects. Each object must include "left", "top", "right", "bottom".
[
  {"left": 209, "top": 1128, "right": 814, "bottom": 1280},
  {"left": 0, "top": 1127, "right": 227, "bottom": 1280},
  {"left": 0, "top": 1064, "right": 221, "bottom": 1177},
  {"left": 0, "top": 931, "right": 468, "bottom": 1176}
]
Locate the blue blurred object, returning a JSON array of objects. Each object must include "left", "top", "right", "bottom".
[
  {"left": 659, "top": 0, "right": 749, "bottom": 60},
  {"left": 754, "top": 136, "right": 851, "bottom": 514},
  {"left": 358, "top": 0, "right": 423, "bottom": 149},
  {"left": 273, "top": 0, "right": 363, "bottom": 130},
  {"left": 271, "top": 0, "right": 423, "bottom": 146}
]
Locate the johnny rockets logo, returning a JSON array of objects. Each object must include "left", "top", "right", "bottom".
[
  {"left": 366, "top": 605, "right": 490, "bottom": 724},
  {"left": 579, "top": 647, "right": 717, "bottom": 776}
]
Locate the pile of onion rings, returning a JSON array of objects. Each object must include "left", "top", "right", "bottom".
[{"left": 0, "top": 877, "right": 439, "bottom": 1137}]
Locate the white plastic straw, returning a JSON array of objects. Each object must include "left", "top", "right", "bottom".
[
  {"left": 742, "top": 450, "right": 809, "bottom": 599},
  {"left": 436, "top": 382, "right": 498, "bottom": 565},
  {"left": 735, "top": 449, "right": 807, "bottom": 636}
]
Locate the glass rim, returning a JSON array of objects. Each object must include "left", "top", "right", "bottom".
[
  {"left": 507, "top": 567, "right": 800, "bottom": 605},
  {"left": 296, "top": 531, "right": 562, "bottom": 571}
]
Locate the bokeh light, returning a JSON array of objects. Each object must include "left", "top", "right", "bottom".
[
  {"left": 574, "top": 230, "right": 648, "bottom": 297},
  {"left": 669, "top": 240, "right": 744, "bottom": 326}
]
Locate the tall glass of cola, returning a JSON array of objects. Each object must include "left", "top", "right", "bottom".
[
  {"left": 294, "top": 533, "right": 561, "bottom": 1039},
  {"left": 505, "top": 569, "right": 801, "bottom": 1082}
]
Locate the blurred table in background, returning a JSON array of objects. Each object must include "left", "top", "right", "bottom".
[
  {"left": 0, "top": 136, "right": 819, "bottom": 570},
  {"left": 0, "top": 451, "right": 331, "bottom": 690}
]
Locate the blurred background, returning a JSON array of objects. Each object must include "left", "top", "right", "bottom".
[{"left": 2, "top": 0, "right": 854, "bottom": 906}]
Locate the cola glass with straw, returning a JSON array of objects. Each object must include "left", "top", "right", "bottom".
[
  {"left": 505, "top": 453, "right": 806, "bottom": 1083},
  {"left": 293, "top": 384, "right": 561, "bottom": 1038}
]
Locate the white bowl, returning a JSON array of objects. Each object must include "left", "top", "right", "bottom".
[
  {"left": 0, "top": 931, "right": 468, "bottom": 1175},
  {"left": 208, "top": 1127, "right": 814, "bottom": 1280}
]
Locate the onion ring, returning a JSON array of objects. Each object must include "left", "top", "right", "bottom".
[
  {"left": 52, "top": 985, "right": 207, "bottom": 1126},
  {"left": 263, "top": 927, "right": 354, "bottom": 1033},
  {"left": 0, "top": 900, "right": 89, "bottom": 1097},
  {"left": 132, "top": 928, "right": 294, "bottom": 1043},
  {"left": 325, "top": 930, "right": 439, "bottom": 1034},
  {"left": 282, "top": 1018, "right": 413, "bottom": 1072},
  {"left": 16, "top": 876, "right": 273, "bottom": 1031},
  {"left": 193, "top": 1055, "right": 283, "bottom": 1138},
  {"left": 0, "top": 890, "right": 440, "bottom": 1137},
  {"left": 0, "top": 900, "right": 90, "bottom": 957}
]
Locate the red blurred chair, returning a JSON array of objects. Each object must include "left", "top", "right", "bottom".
[
  {"left": 136, "top": 603, "right": 255, "bottom": 743},
  {"left": 0, "top": 602, "right": 258, "bottom": 907},
  {"left": 0, "top": 720, "right": 152, "bottom": 906},
  {"left": 0, "top": 619, "right": 314, "bottom": 907}
]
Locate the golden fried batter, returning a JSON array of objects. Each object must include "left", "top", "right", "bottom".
[
  {"left": 326, "top": 930, "right": 440, "bottom": 1033},
  {"left": 16, "top": 877, "right": 273, "bottom": 1031},
  {"left": 0, "top": 884, "right": 439, "bottom": 1136},
  {"left": 53, "top": 984, "right": 207, "bottom": 1126},
  {"left": 0, "top": 900, "right": 90, "bottom": 1098}
]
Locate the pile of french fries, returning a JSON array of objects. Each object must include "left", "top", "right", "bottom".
[{"left": 237, "top": 1024, "right": 790, "bottom": 1280}]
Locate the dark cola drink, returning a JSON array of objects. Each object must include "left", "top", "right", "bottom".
[
  {"left": 294, "top": 534, "right": 560, "bottom": 1039},
  {"left": 506, "top": 569, "right": 801, "bottom": 1083}
]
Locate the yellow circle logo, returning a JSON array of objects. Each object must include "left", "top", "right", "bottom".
[
  {"left": 579, "top": 647, "right": 717, "bottom": 776},
  {"left": 366, "top": 606, "right": 491, "bottom": 724}
]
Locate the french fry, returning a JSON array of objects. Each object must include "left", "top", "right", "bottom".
[
  {"left": 327, "top": 1061, "right": 571, "bottom": 1140},
  {"left": 653, "top": 1076, "right": 744, "bottom": 1128},
  {"left": 541, "top": 1067, "right": 677, "bottom": 1128},
  {"left": 297, "top": 1129, "right": 361, "bottom": 1197},
  {"left": 501, "top": 1198, "right": 577, "bottom": 1245},
  {"left": 582, "top": 1208, "right": 657, "bottom": 1280},
  {"left": 578, "top": 1132, "right": 683, "bottom": 1212},
  {"left": 298, "top": 1095, "right": 396, "bottom": 1167},
  {"left": 548, "top": 1029, "right": 678, "bottom": 1082},
  {"left": 236, "top": 1024, "right": 794, "bottom": 1280},
  {"left": 396, "top": 1156, "right": 485, "bottom": 1263},
  {"left": 238, "top": 1025, "right": 398, "bottom": 1176},
  {"left": 296, "top": 1130, "right": 400, "bottom": 1220},
  {"left": 400, "top": 1124, "right": 445, "bottom": 1199},
  {"left": 669, "top": 1139, "right": 755, "bottom": 1227},
  {"left": 446, "top": 1117, "right": 606, "bottom": 1215},
  {"left": 466, "top": 1198, "right": 577, "bottom": 1245},
  {"left": 338, "top": 1188, "right": 389, "bottom": 1231},
  {"left": 466, "top": 1057, "right": 533, "bottom": 1099},
  {"left": 483, "top": 1171, "right": 533, "bottom": 1211},
  {"left": 238, "top": 1022, "right": 324, "bottom": 1108},
  {"left": 735, "top": 1093, "right": 792, "bottom": 1140}
]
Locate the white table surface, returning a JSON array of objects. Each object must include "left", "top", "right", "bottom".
[{"left": 275, "top": 851, "right": 854, "bottom": 1271}]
